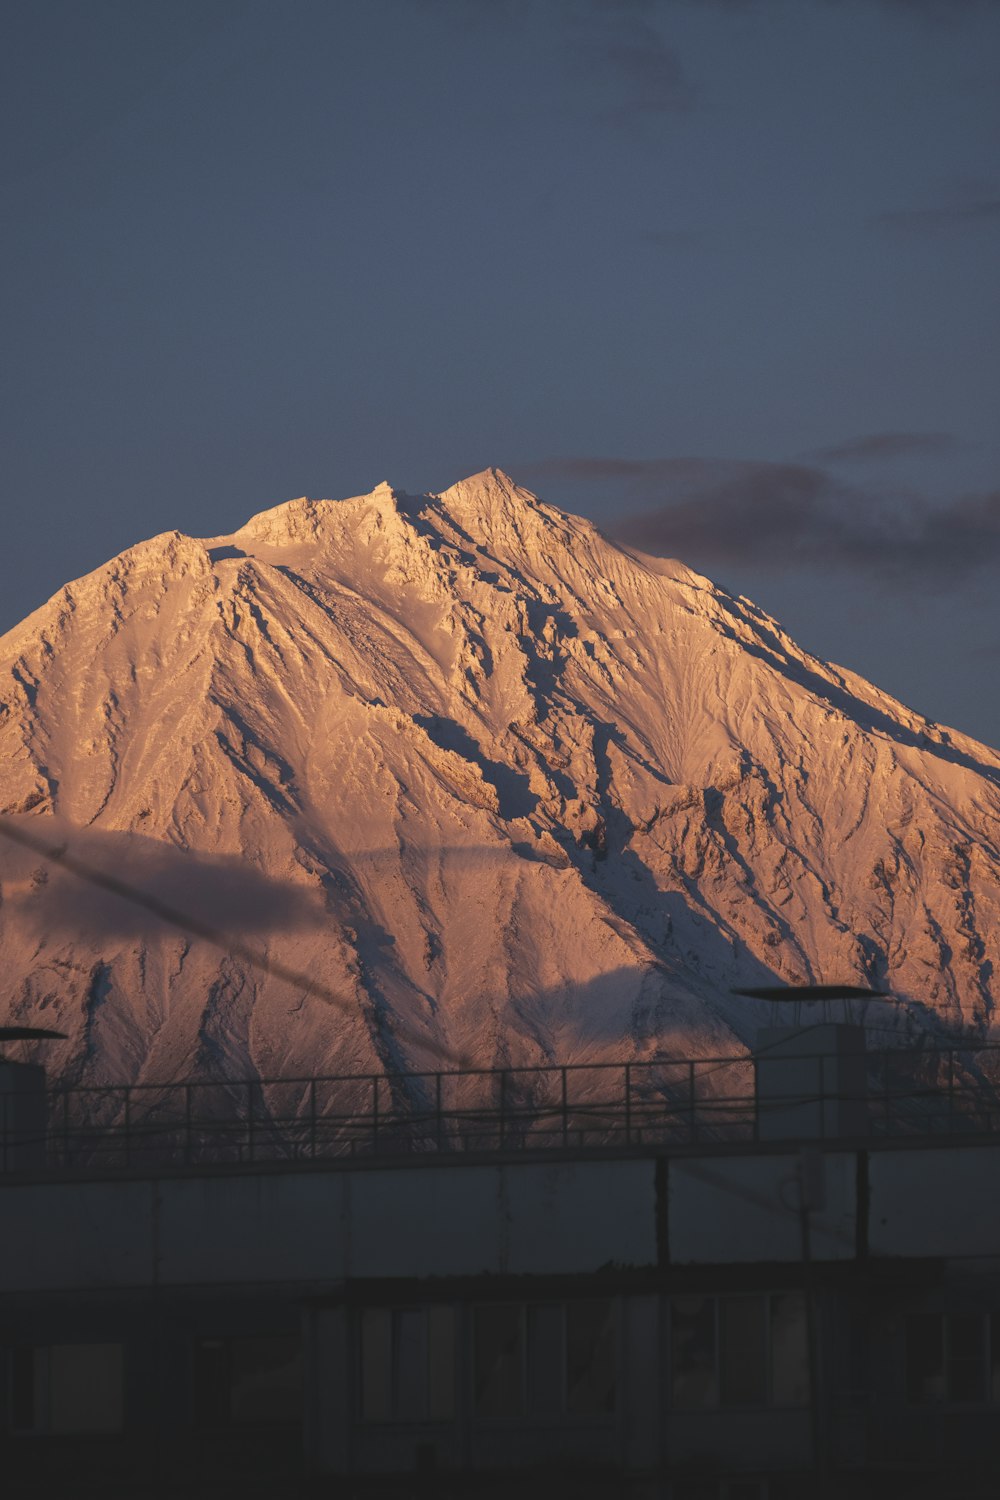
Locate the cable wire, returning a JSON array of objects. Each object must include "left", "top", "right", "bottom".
[{"left": 0, "top": 816, "right": 469, "bottom": 1069}]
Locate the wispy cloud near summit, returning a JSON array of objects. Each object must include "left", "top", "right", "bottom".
[
  {"left": 808, "top": 432, "right": 958, "bottom": 464},
  {"left": 872, "top": 179, "right": 1000, "bottom": 234},
  {"left": 521, "top": 455, "right": 1000, "bottom": 587}
]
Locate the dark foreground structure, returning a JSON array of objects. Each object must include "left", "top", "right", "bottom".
[{"left": 4, "top": 1026, "right": 1000, "bottom": 1497}]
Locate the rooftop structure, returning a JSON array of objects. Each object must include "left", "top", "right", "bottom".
[
  {"left": 5, "top": 1031, "right": 1000, "bottom": 1172},
  {"left": 4, "top": 1028, "right": 1000, "bottom": 1498}
]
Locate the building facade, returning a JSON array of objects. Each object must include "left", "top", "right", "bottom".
[{"left": 3, "top": 1037, "right": 1000, "bottom": 1496}]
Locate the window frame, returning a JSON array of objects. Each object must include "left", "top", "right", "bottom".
[
  {"left": 192, "top": 1331, "right": 302, "bottom": 1430},
  {"left": 357, "top": 1303, "right": 457, "bottom": 1425},
  {"left": 669, "top": 1291, "right": 811, "bottom": 1412},
  {"left": 904, "top": 1309, "right": 999, "bottom": 1407},
  {"left": 6, "top": 1343, "right": 125, "bottom": 1437},
  {"left": 470, "top": 1297, "right": 618, "bottom": 1426}
]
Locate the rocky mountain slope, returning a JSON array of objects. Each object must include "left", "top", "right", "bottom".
[{"left": 1, "top": 468, "right": 998, "bottom": 1088}]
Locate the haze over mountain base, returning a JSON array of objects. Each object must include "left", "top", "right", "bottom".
[{"left": 1, "top": 469, "right": 998, "bottom": 1088}]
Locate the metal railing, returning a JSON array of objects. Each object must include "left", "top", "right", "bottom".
[{"left": 4, "top": 1043, "right": 1000, "bottom": 1170}]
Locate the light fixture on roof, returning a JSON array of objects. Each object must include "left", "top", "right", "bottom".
[
  {"left": 732, "top": 983, "right": 889, "bottom": 1027},
  {"left": 0, "top": 1026, "right": 66, "bottom": 1062}
]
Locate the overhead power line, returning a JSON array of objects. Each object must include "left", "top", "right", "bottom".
[{"left": 0, "top": 817, "right": 468, "bottom": 1068}]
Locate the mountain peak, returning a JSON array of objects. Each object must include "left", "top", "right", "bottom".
[
  {"left": 2, "top": 470, "right": 999, "bottom": 1089},
  {"left": 441, "top": 467, "right": 532, "bottom": 509},
  {"left": 435, "top": 468, "right": 575, "bottom": 554}
]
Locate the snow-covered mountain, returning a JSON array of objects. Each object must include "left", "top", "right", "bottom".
[{"left": 1, "top": 468, "right": 998, "bottom": 1088}]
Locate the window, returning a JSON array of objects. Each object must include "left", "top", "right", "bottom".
[
  {"left": 360, "top": 1306, "right": 455, "bottom": 1422},
  {"left": 905, "top": 1312, "right": 1000, "bottom": 1405},
  {"left": 474, "top": 1304, "right": 521, "bottom": 1418},
  {"left": 472, "top": 1300, "right": 616, "bottom": 1420},
  {"left": 769, "top": 1294, "right": 811, "bottom": 1406},
  {"left": 670, "top": 1294, "right": 809, "bottom": 1410},
  {"left": 9, "top": 1344, "right": 124, "bottom": 1434},
  {"left": 566, "top": 1300, "right": 616, "bottom": 1414},
  {"left": 194, "top": 1335, "right": 301, "bottom": 1427},
  {"left": 721, "top": 1297, "right": 767, "bottom": 1405}
]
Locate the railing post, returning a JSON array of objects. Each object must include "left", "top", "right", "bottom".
[{"left": 11, "top": 1045, "right": 996, "bottom": 1176}]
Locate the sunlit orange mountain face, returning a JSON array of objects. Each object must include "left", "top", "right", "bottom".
[{"left": 1, "top": 470, "right": 998, "bottom": 1087}]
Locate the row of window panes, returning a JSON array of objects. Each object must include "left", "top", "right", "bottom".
[
  {"left": 17, "top": 1305, "right": 1000, "bottom": 1438},
  {"left": 10, "top": 1345, "right": 124, "bottom": 1435},
  {"left": 675, "top": 1303, "right": 1000, "bottom": 1411},
  {"left": 12, "top": 1296, "right": 797, "bottom": 1435},
  {"left": 476, "top": 1300, "right": 616, "bottom": 1420},
  {"left": 360, "top": 1294, "right": 809, "bottom": 1423},
  {"left": 361, "top": 1307, "right": 457, "bottom": 1422},
  {"left": 6, "top": 1337, "right": 301, "bottom": 1435},
  {"left": 360, "top": 1300, "right": 616, "bottom": 1422},
  {"left": 906, "top": 1312, "right": 1000, "bottom": 1404},
  {"left": 671, "top": 1294, "right": 809, "bottom": 1410}
]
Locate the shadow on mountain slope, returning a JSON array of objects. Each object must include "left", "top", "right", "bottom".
[
  {"left": 715, "top": 602, "right": 1000, "bottom": 784},
  {"left": 413, "top": 714, "right": 538, "bottom": 818},
  {"left": 0, "top": 815, "right": 947, "bottom": 1090},
  {"left": 0, "top": 817, "right": 327, "bottom": 940}
]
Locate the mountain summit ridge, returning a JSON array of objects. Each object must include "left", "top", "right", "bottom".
[{"left": 1, "top": 469, "right": 998, "bottom": 1087}]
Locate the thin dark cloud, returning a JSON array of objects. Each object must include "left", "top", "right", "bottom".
[
  {"left": 809, "top": 432, "right": 958, "bottom": 464},
  {"left": 873, "top": 198, "right": 1000, "bottom": 233},
  {"left": 521, "top": 455, "right": 1000, "bottom": 586},
  {"left": 527, "top": 455, "right": 678, "bottom": 482},
  {"left": 606, "top": 459, "right": 872, "bottom": 572},
  {"left": 424, "top": 0, "right": 997, "bottom": 126},
  {"left": 875, "top": 0, "right": 1000, "bottom": 11},
  {"left": 418, "top": 0, "right": 692, "bottom": 116},
  {"left": 642, "top": 227, "right": 706, "bottom": 250},
  {"left": 568, "top": 10, "right": 694, "bottom": 117},
  {"left": 613, "top": 0, "right": 1000, "bottom": 12},
  {"left": 910, "top": 489, "right": 1000, "bottom": 575}
]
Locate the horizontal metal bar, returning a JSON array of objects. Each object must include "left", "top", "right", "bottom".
[{"left": 4, "top": 1044, "right": 997, "bottom": 1173}]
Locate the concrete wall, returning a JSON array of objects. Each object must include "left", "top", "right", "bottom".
[
  {"left": 7, "top": 1137, "right": 1000, "bottom": 1296},
  {"left": 2, "top": 1158, "right": 657, "bottom": 1292},
  {"left": 868, "top": 1143, "right": 1000, "bottom": 1259},
  {"left": 669, "top": 1151, "right": 857, "bottom": 1264},
  {"left": 310, "top": 1294, "right": 662, "bottom": 1479},
  {"left": 665, "top": 1408, "right": 813, "bottom": 1470},
  {"left": 3, "top": 1180, "right": 154, "bottom": 1289}
]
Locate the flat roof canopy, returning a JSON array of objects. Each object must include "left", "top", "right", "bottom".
[{"left": 732, "top": 984, "right": 889, "bottom": 1002}]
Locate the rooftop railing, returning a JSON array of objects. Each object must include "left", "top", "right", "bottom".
[{"left": 4, "top": 1042, "right": 1000, "bottom": 1171}]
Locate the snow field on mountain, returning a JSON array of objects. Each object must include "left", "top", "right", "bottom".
[{"left": 1, "top": 468, "right": 998, "bottom": 1088}]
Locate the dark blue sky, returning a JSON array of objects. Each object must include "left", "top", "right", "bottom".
[{"left": 3, "top": 0, "right": 999, "bottom": 742}]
